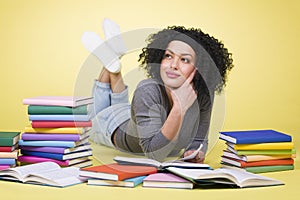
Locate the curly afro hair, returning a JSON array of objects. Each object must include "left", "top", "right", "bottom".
[{"left": 138, "top": 26, "right": 234, "bottom": 98}]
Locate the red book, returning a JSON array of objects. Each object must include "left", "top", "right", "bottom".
[
  {"left": 31, "top": 121, "right": 92, "bottom": 128},
  {"left": 79, "top": 163, "right": 158, "bottom": 181},
  {"left": 0, "top": 145, "right": 18, "bottom": 152},
  {"left": 221, "top": 156, "right": 294, "bottom": 168}
]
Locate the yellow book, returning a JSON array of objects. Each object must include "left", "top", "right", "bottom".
[
  {"left": 24, "top": 126, "right": 90, "bottom": 134},
  {"left": 228, "top": 142, "right": 294, "bottom": 150}
]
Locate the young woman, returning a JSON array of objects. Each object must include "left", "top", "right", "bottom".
[{"left": 82, "top": 19, "right": 234, "bottom": 163}]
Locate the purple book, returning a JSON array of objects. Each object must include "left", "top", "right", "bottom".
[
  {"left": 19, "top": 144, "right": 91, "bottom": 154},
  {"left": 21, "top": 133, "right": 88, "bottom": 141}
]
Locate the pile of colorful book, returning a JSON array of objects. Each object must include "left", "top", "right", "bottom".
[
  {"left": 219, "top": 129, "right": 296, "bottom": 173},
  {"left": 18, "top": 96, "right": 94, "bottom": 168},
  {"left": 0, "top": 131, "right": 21, "bottom": 170}
]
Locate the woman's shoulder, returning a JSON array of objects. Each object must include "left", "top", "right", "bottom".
[{"left": 136, "top": 78, "right": 162, "bottom": 91}]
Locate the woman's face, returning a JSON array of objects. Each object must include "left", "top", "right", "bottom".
[{"left": 160, "top": 40, "right": 196, "bottom": 89}]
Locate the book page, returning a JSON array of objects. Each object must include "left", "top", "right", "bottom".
[
  {"left": 25, "top": 167, "right": 84, "bottom": 187},
  {"left": 0, "top": 162, "right": 60, "bottom": 181}
]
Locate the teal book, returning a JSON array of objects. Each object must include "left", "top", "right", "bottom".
[
  {"left": 0, "top": 131, "right": 21, "bottom": 146},
  {"left": 28, "top": 105, "right": 88, "bottom": 115},
  {"left": 87, "top": 176, "right": 147, "bottom": 188},
  {"left": 220, "top": 129, "right": 292, "bottom": 144}
]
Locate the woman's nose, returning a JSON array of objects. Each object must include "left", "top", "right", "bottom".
[{"left": 170, "top": 57, "right": 179, "bottom": 69}]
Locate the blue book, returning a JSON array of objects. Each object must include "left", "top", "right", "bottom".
[
  {"left": 20, "top": 149, "right": 93, "bottom": 161},
  {"left": 18, "top": 140, "right": 77, "bottom": 148},
  {"left": 28, "top": 115, "right": 90, "bottom": 121},
  {"left": 87, "top": 176, "right": 147, "bottom": 188},
  {"left": 0, "top": 158, "right": 16, "bottom": 165},
  {"left": 219, "top": 129, "right": 292, "bottom": 144}
]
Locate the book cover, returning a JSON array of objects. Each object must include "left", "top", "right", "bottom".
[
  {"left": 19, "top": 144, "right": 92, "bottom": 154},
  {"left": 23, "top": 96, "right": 93, "bottom": 107},
  {"left": 24, "top": 126, "right": 90, "bottom": 134},
  {"left": 21, "top": 132, "right": 89, "bottom": 141},
  {"left": 80, "top": 163, "right": 158, "bottom": 181},
  {"left": 29, "top": 115, "right": 90, "bottom": 122},
  {"left": 221, "top": 156, "right": 294, "bottom": 167},
  {"left": 0, "top": 132, "right": 21, "bottom": 146},
  {"left": 166, "top": 167, "right": 284, "bottom": 188},
  {"left": 18, "top": 155, "right": 91, "bottom": 167},
  {"left": 28, "top": 105, "right": 88, "bottom": 115},
  {"left": 221, "top": 163, "right": 295, "bottom": 173},
  {"left": 227, "top": 142, "right": 294, "bottom": 150},
  {"left": 143, "top": 173, "right": 194, "bottom": 189},
  {"left": 18, "top": 138, "right": 89, "bottom": 148},
  {"left": 87, "top": 176, "right": 147, "bottom": 188},
  {"left": 31, "top": 121, "right": 92, "bottom": 128},
  {"left": 222, "top": 150, "right": 294, "bottom": 162},
  {"left": 219, "top": 129, "right": 292, "bottom": 144},
  {"left": 0, "top": 161, "right": 85, "bottom": 187},
  {"left": 20, "top": 149, "right": 92, "bottom": 161}
]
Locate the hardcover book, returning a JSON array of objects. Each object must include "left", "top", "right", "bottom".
[
  {"left": 31, "top": 121, "right": 92, "bottom": 128},
  {"left": 0, "top": 161, "right": 85, "bottom": 187},
  {"left": 166, "top": 167, "right": 284, "bottom": 188},
  {"left": 18, "top": 138, "right": 89, "bottom": 148},
  {"left": 221, "top": 163, "right": 295, "bottom": 173},
  {"left": 143, "top": 173, "right": 194, "bottom": 189},
  {"left": 219, "top": 129, "right": 292, "bottom": 144},
  {"left": 80, "top": 163, "right": 158, "bottom": 181},
  {"left": 29, "top": 115, "right": 90, "bottom": 122},
  {"left": 87, "top": 176, "right": 147, "bottom": 188},
  {"left": 23, "top": 96, "right": 93, "bottom": 107},
  {"left": 0, "top": 150, "right": 19, "bottom": 159},
  {"left": 19, "top": 144, "right": 92, "bottom": 154},
  {"left": 0, "top": 132, "right": 21, "bottom": 146},
  {"left": 28, "top": 105, "right": 88, "bottom": 115},
  {"left": 227, "top": 142, "right": 294, "bottom": 150},
  {"left": 24, "top": 126, "right": 90, "bottom": 134},
  {"left": 21, "top": 132, "right": 89, "bottom": 141}
]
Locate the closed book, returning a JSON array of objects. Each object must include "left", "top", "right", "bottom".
[
  {"left": 0, "top": 158, "right": 16, "bottom": 165},
  {"left": 20, "top": 149, "right": 92, "bottom": 161},
  {"left": 29, "top": 115, "right": 90, "bottom": 122},
  {"left": 0, "top": 165, "right": 10, "bottom": 171},
  {"left": 21, "top": 132, "right": 89, "bottom": 141},
  {"left": 219, "top": 129, "right": 292, "bottom": 144},
  {"left": 87, "top": 176, "right": 147, "bottom": 188},
  {"left": 19, "top": 144, "right": 91, "bottom": 154},
  {"left": 226, "top": 145, "right": 296, "bottom": 155},
  {"left": 221, "top": 156, "right": 294, "bottom": 167},
  {"left": 24, "top": 126, "right": 90, "bottom": 134},
  {"left": 143, "top": 173, "right": 194, "bottom": 189},
  {"left": 227, "top": 142, "right": 294, "bottom": 150},
  {"left": 0, "top": 132, "right": 21, "bottom": 146},
  {"left": 23, "top": 96, "right": 93, "bottom": 107},
  {"left": 223, "top": 150, "right": 294, "bottom": 162},
  {"left": 80, "top": 163, "right": 158, "bottom": 181},
  {"left": 0, "top": 150, "right": 19, "bottom": 159},
  {"left": 31, "top": 121, "right": 92, "bottom": 128},
  {"left": 221, "top": 163, "right": 295, "bottom": 173},
  {"left": 18, "top": 155, "right": 91, "bottom": 167},
  {"left": 0, "top": 145, "right": 18, "bottom": 152},
  {"left": 18, "top": 138, "right": 88, "bottom": 148},
  {"left": 28, "top": 105, "right": 88, "bottom": 115}
]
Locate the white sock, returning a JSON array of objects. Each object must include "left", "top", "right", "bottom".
[
  {"left": 81, "top": 31, "right": 121, "bottom": 73},
  {"left": 102, "top": 18, "right": 127, "bottom": 57}
]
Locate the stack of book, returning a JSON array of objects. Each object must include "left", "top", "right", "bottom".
[
  {"left": 0, "top": 131, "right": 21, "bottom": 170},
  {"left": 219, "top": 129, "right": 296, "bottom": 173},
  {"left": 18, "top": 96, "right": 94, "bottom": 168}
]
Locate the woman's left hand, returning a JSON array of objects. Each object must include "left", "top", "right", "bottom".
[{"left": 183, "top": 150, "right": 205, "bottom": 163}]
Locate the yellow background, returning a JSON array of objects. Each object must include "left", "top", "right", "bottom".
[{"left": 0, "top": 0, "right": 300, "bottom": 199}]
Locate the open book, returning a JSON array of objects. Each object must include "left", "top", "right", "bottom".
[
  {"left": 113, "top": 156, "right": 210, "bottom": 170},
  {"left": 166, "top": 167, "right": 284, "bottom": 188},
  {"left": 0, "top": 162, "right": 86, "bottom": 187}
]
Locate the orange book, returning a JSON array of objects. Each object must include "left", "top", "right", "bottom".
[
  {"left": 79, "top": 163, "right": 157, "bottom": 181},
  {"left": 221, "top": 156, "right": 294, "bottom": 168}
]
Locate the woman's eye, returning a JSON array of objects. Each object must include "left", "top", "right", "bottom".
[
  {"left": 181, "top": 57, "right": 190, "bottom": 63},
  {"left": 164, "top": 53, "right": 172, "bottom": 59}
]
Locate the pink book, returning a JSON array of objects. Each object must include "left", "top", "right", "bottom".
[
  {"left": 18, "top": 155, "right": 71, "bottom": 166},
  {"left": 23, "top": 96, "right": 93, "bottom": 107},
  {"left": 0, "top": 165, "right": 10, "bottom": 171},
  {"left": 31, "top": 121, "right": 92, "bottom": 128}
]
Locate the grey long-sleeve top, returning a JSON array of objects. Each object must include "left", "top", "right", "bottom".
[{"left": 115, "top": 78, "right": 212, "bottom": 161}]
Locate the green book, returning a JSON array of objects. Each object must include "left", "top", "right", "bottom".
[
  {"left": 222, "top": 163, "right": 294, "bottom": 173},
  {"left": 28, "top": 105, "right": 88, "bottom": 115},
  {"left": 0, "top": 131, "right": 21, "bottom": 146}
]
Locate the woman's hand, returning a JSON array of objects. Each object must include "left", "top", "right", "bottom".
[
  {"left": 170, "top": 69, "right": 197, "bottom": 114},
  {"left": 183, "top": 150, "right": 205, "bottom": 163}
]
